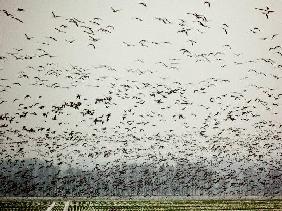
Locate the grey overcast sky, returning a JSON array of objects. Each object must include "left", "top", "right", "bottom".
[{"left": 0, "top": 0, "right": 282, "bottom": 172}]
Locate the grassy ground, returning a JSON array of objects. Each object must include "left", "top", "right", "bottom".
[{"left": 0, "top": 198, "right": 282, "bottom": 210}]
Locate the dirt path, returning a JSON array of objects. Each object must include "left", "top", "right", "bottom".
[
  {"left": 46, "top": 202, "right": 56, "bottom": 211},
  {"left": 63, "top": 201, "right": 70, "bottom": 211}
]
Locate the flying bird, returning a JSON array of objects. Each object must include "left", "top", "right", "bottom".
[
  {"left": 111, "top": 7, "right": 121, "bottom": 13},
  {"left": 255, "top": 6, "right": 274, "bottom": 19},
  {"left": 24, "top": 33, "right": 34, "bottom": 40},
  {"left": 139, "top": 2, "right": 147, "bottom": 7},
  {"left": 204, "top": 1, "right": 211, "bottom": 7},
  {"left": 52, "top": 11, "right": 61, "bottom": 18}
]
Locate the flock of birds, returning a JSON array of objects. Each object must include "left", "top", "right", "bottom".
[{"left": 0, "top": 0, "right": 282, "bottom": 197}]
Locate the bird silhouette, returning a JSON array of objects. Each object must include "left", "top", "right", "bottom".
[{"left": 111, "top": 7, "right": 121, "bottom": 13}]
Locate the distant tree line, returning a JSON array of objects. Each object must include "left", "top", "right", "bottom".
[{"left": 0, "top": 158, "right": 281, "bottom": 197}]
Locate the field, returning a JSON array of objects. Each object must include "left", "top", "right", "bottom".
[{"left": 1, "top": 198, "right": 282, "bottom": 210}]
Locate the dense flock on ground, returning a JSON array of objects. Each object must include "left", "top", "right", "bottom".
[{"left": 0, "top": 0, "right": 281, "bottom": 197}]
